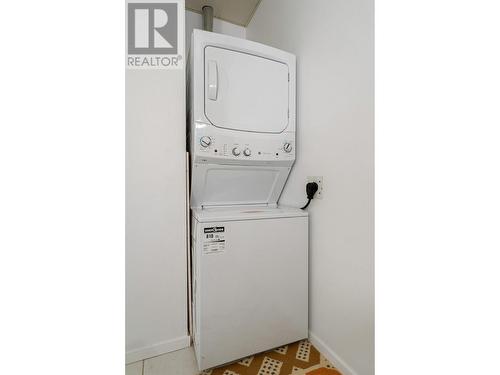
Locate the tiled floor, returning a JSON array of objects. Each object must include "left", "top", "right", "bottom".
[
  {"left": 126, "top": 341, "right": 340, "bottom": 375},
  {"left": 126, "top": 346, "right": 199, "bottom": 375},
  {"left": 200, "top": 340, "right": 340, "bottom": 375}
]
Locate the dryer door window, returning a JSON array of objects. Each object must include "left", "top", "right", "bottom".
[{"left": 204, "top": 46, "right": 289, "bottom": 134}]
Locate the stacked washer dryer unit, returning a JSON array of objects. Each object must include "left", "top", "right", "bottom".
[{"left": 188, "top": 30, "right": 308, "bottom": 371}]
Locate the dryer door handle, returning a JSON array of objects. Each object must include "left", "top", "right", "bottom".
[{"left": 207, "top": 60, "right": 218, "bottom": 101}]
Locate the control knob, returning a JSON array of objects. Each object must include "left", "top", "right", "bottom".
[
  {"left": 232, "top": 147, "right": 241, "bottom": 156},
  {"left": 283, "top": 142, "right": 293, "bottom": 153},
  {"left": 243, "top": 148, "right": 251, "bottom": 156},
  {"left": 200, "top": 136, "right": 211, "bottom": 147}
]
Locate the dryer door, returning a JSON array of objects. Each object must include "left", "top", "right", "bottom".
[{"left": 204, "top": 46, "right": 289, "bottom": 134}]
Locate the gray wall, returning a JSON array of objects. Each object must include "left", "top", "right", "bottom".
[{"left": 247, "top": 1, "right": 374, "bottom": 374}]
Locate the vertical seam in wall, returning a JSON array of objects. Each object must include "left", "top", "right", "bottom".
[{"left": 245, "top": 0, "right": 263, "bottom": 27}]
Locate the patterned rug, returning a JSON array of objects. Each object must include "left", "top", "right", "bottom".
[{"left": 200, "top": 340, "right": 342, "bottom": 375}]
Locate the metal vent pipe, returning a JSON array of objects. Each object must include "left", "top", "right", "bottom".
[{"left": 202, "top": 6, "right": 214, "bottom": 32}]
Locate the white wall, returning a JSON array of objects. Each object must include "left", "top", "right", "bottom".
[
  {"left": 185, "top": 10, "right": 246, "bottom": 54},
  {"left": 126, "top": 19, "right": 189, "bottom": 365},
  {"left": 247, "top": 1, "right": 374, "bottom": 374}
]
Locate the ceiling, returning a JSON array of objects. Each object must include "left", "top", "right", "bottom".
[{"left": 186, "top": 0, "right": 262, "bottom": 27}]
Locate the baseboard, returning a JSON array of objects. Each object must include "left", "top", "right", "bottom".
[
  {"left": 309, "top": 331, "right": 358, "bottom": 375},
  {"left": 126, "top": 335, "right": 191, "bottom": 364}
]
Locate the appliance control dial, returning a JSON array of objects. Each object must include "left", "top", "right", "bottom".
[
  {"left": 243, "top": 148, "right": 251, "bottom": 156},
  {"left": 200, "top": 136, "right": 211, "bottom": 147},
  {"left": 284, "top": 142, "right": 293, "bottom": 153},
  {"left": 232, "top": 147, "right": 241, "bottom": 156}
]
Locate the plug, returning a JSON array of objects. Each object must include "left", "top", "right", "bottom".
[
  {"left": 301, "top": 182, "right": 319, "bottom": 209},
  {"left": 306, "top": 182, "right": 319, "bottom": 199}
]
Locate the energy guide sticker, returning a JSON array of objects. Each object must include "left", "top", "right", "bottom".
[{"left": 203, "top": 226, "right": 225, "bottom": 254}]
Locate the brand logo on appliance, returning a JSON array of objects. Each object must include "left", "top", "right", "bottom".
[
  {"left": 126, "top": 0, "right": 183, "bottom": 69},
  {"left": 204, "top": 227, "right": 225, "bottom": 233}
]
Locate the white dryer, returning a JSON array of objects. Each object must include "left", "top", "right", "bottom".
[
  {"left": 188, "top": 30, "right": 307, "bottom": 371},
  {"left": 188, "top": 29, "right": 296, "bottom": 209}
]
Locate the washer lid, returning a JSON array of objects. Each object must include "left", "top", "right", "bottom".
[
  {"left": 192, "top": 206, "right": 308, "bottom": 222},
  {"left": 204, "top": 46, "right": 289, "bottom": 134}
]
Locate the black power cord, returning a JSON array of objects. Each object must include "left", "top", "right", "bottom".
[
  {"left": 301, "top": 199, "right": 312, "bottom": 210},
  {"left": 301, "top": 182, "right": 319, "bottom": 209}
]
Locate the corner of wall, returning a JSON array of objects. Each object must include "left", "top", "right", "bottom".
[{"left": 309, "top": 331, "right": 359, "bottom": 375}]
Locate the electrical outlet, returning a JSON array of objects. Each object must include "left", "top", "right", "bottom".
[{"left": 307, "top": 176, "right": 323, "bottom": 199}]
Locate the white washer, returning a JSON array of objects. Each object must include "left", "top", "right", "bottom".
[{"left": 191, "top": 206, "right": 308, "bottom": 370}]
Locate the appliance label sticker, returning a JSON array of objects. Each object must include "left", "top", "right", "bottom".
[{"left": 202, "top": 226, "right": 225, "bottom": 254}]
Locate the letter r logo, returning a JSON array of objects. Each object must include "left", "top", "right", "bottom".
[{"left": 128, "top": 3, "right": 178, "bottom": 54}]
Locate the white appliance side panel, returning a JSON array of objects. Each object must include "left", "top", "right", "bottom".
[
  {"left": 191, "top": 217, "right": 201, "bottom": 364},
  {"left": 204, "top": 46, "right": 289, "bottom": 134},
  {"left": 196, "top": 216, "right": 308, "bottom": 370}
]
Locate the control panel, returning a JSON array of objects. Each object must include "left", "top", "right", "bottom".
[{"left": 195, "top": 132, "right": 295, "bottom": 162}]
